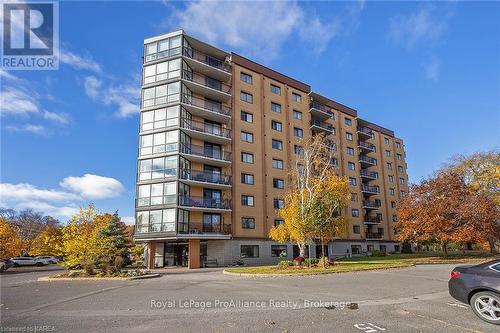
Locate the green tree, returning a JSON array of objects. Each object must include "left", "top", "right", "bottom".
[{"left": 98, "top": 212, "right": 132, "bottom": 269}]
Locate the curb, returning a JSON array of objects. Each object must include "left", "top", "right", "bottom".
[
  {"left": 37, "top": 273, "right": 161, "bottom": 281},
  {"left": 222, "top": 264, "right": 413, "bottom": 278}
]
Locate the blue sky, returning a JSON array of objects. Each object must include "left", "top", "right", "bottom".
[{"left": 1, "top": 0, "right": 499, "bottom": 223}]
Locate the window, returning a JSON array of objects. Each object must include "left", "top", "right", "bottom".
[
  {"left": 345, "top": 117, "right": 352, "bottom": 126},
  {"left": 396, "top": 142, "right": 401, "bottom": 149},
  {"left": 271, "top": 120, "right": 283, "bottom": 132},
  {"left": 331, "top": 157, "right": 338, "bottom": 166},
  {"left": 240, "top": 91, "right": 253, "bottom": 103},
  {"left": 387, "top": 162, "right": 392, "bottom": 170},
  {"left": 144, "top": 35, "right": 181, "bottom": 62},
  {"left": 398, "top": 165, "right": 404, "bottom": 173},
  {"left": 397, "top": 153, "right": 402, "bottom": 161},
  {"left": 294, "top": 127, "right": 304, "bottom": 137},
  {"left": 346, "top": 132, "right": 353, "bottom": 141},
  {"left": 351, "top": 245, "right": 361, "bottom": 255},
  {"left": 271, "top": 245, "right": 287, "bottom": 257},
  {"left": 348, "top": 162, "right": 356, "bottom": 170},
  {"left": 143, "top": 58, "right": 181, "bottom": 84},
  {"left": 240, "top": 72, "right": 253, "bottom": 84},
  {"left": 241, "top": 245, "right": 259, "bottom": 258},
  {"left": 140, "top": 130, "right": 178, "bottom": 156},
  {"left": 390, "top": 188, "right": 395, "bottom": 196},
  {"left": 349, "top": 177, "right": 357, "bottom": 186},
  {"left": 294, "top": 145, "right": 304, "bottom": 155},
  {"left": 391, "top": 201, "right": 396, "bottom": 208},
  {"left": 351, "top": 193, "right": 358, "bottom": 202},
  {"left": 292, "top": 93, "right": 301, "bottom": 103},
  {"left": 271, "top": 102, "right": 282, "bottom": 113},
  {"left": 272, "top": 159, "right": 284, "bottom": 169},
  {"left": 273, "top": 178, "right": 284, "bottom": 189},
  {"left": 241, "top": 131, "right": 254, "bottom": 143},
  {"left": 274, "top": 219, "right": 284, "bottom": 227},
  {"left": 135, "top": 208, "right": 176, "bottom": 233},
  {"left": 241, "top": 152, "right": 254, "bottom": 164},
  {"left": 241, "top": 111, "right": 253, "bottom": 123},
  {"left": 392, "top": 215, "right": 397, "bottom": 222},
  {"left": 385, "top": 150, "right": 391, "bottom": 157},
  {"left": 400, "top": 190, "right": 406, "bottom": 197},
  {"left": 241, "top": 195, "right": 255, "bottom": 207},
  {"left": 270, "top": 84, "right": 281, "bottom": 95},
  {"left": 139, "top": 155, "right": 177, "bottom": 181},
  {"left": 388, "top": 175, "right": 394, "bottom": 182},
  {"left": 399, "top": 178, "right": 405, "bottom": 185},
  {"left": 241, "top": 217, "right": 255, "bottom": 229},
  {"left": 137, "top": 182, "right": 177, "bottom": 207},
  {"left": 241, "top": 173, "right": 254, "bottom": 185},
  {"left": 141, "top": 105, "right": 179, "bottom": 131},
  {"left": 272, "top": 139, "right": 283, "bottom": 150},
  {"left": 346, "top": 147, "right": 354, "bottom": 155},
  {"left": 142, "top": 81, "right": 180, "bottom": 107},
  {"left": 353, "top": 225, "right": 360, "bottom": 234},
  {"left": 352, "top": 209, "right": 359, "bottom": 217},
  {"left": 384, "top": 137, "right": 390, "bottom": 145},
  {"left": 273, "top": 199, "right": 284, "bottom": 209},
  {"left": 293, "top": 110, "right": 303, "bottom": 120}
]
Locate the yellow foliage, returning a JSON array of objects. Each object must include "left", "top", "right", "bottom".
[
  {"left": 0, "top": 218, "right": 24, "bottom": 258},
  {"left": 30, "top": 225, "right": 64, "bottom": 257}
]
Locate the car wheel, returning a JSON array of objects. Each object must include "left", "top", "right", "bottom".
[
  {"left": 13, "top": 263, "right": 19, "bottom": 267},
  {"left": 35, "top": 262, "right": 44, "bottom": 267},
  {"left": 470, "top": 291, "right": 500, "bottom": 325}
]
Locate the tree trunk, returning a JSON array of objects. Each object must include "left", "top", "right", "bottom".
[
  {"left": 442, "top": 242, "right": 448, "bottom": 258},
  {"left": 308, "top": 243, "right": 311, "bottom": 268},
  {"left": 321, "top": 237, "right": 326, "bottom": 269},
  {"left": 488, "top": 238, "right": 498, "bottom": 254},
  {"left": 298, "top": 243, "right": 305, "bottom": 258}
]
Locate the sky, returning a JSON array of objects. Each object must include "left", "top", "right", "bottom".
[{"left": 1, "top": 0, "right": 499, "bottom": 224}]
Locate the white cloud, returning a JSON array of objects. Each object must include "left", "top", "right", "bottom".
[
  {"left": 389, "top": 5, "right": 454, "bottom": 49},
  {"left": 42, "top": 110, "right": 69, "bottom": 124},
  {"left": 84, "top": 76, "right": 140, "bottom": 118},
  {"left": 60, "top": 49, "right": 102, "bottom": 73},
  {"left": 0, "top": 86, "right": 39, "bottom": 116},
  {"left": 0, "top": 183, "right": 80, "bottom": 202},
  {"left": 60, "top": 174, "right": 125, "bottom": 200},
  {"left": 424, "top": 57, "right": 440, "bottom": 81},
  {"left": 169, "top": 1, "right": 363, "bottom": 60},
  {"left": 5, "top": 124, "right": 47, "bottom": 135}
]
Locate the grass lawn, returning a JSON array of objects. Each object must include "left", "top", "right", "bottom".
[{"left": 224, "top": 252, "right": 498, "bottom": 276}]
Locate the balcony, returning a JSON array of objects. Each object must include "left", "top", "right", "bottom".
[
  {"left": 181, "top": 70, "right": 231, "bottom": 102},
  {"left": 178, "top": 222, "right": 232, "bottom": 239},
  {"left": 309, "top": 101, "right": 334, "bottom": 120},
  {"left": 357, "top": 126, "right": 373, "bottom": 139},
  {"left": 361, "top": 184, "right": 380, "bottom": 195},
  {"left": 178, "top": 195, "right": 232, "bottom": 212},
  {"left": 365, "top": 231, "right": 384, "bottom": 240},
  {"left": 310, "top": 119, "right": 335, "bottom": 134},
  {"left": 182, "top": 47, "right": 231, "bottom": 82},
  {"left": 180, "top": 94, "right": 231, "bottom": 123},
  {"left": 359, "top": 155, "right": 377, "bottom": 167},
  {"left": 180, "top": 143, "right": 232, "bottom": 166},
  {"left": 363, "top": 215, "right": 382, "bottom": 224},
  {"left": 180, "top": 118, "right": 231, "bottom": 145},
  {"left": 179, "top": 168, "right": 232, "bottom": 189},
  {"left": 358, "top": 141, "right": 375, "bottom": 153},
  {"left": 362, "top": 201, "right": 381, "bottom": 210},
  {"left": 360, "top": 169, "right": 378, "bottom": 180}
]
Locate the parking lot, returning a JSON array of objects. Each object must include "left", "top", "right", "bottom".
[{"left": 0, "top": 263, "right": 496, "bottom": 332}]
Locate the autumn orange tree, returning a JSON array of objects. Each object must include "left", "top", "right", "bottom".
[
  {"left": 30, "top": 225, "right": 64, "bottom": 257},
  {"left": 0, "top": 218, "right": 24, "bottom": 258},
  {"left": 396, "top": 170, "right": 499, "bottom": 257}
]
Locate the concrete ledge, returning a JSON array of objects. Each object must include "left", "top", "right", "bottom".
[{"left": 37, "top": 274, "right": 161, "bottom": 281}]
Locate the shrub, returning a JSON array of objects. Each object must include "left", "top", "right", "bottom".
[
  {"left": 402, "top": 242, "right": 413, "bottom": 254},
  {"left": 113, "top": 256, "right": 124, "bottom": 273},
  {"left": 317, "top": 257, "right": 330, "bottom": 268},
  {"left": 371, "top": 250, "right": 387, "bottom": 257},
  {"left": 277, "top": 260, "right": 294, "bottom": 267},
  {"left": 83, "top": 262, "right": 94, "bottom": 275},
  {"left": 293, "top": 256, "right": 305, "bottom": 265},
  {"left": 99, "top": 261, "right": 109, "bottom": 275},
  {"left": 304, "top": 258, "right": 319, "bottom": 266}
]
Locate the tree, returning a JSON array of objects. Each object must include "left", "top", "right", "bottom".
[
  {"left": 0, "top": 218, "right": 24, "bottom": 258},
  {"left": 396, "top": 170, "right": 499, "bottom": 257},
  {"left": 30, "top": 225, "right": 64, "bottom": 257},
  {"left": 98, "top": 212, "right": 132, "bottom": 269}
]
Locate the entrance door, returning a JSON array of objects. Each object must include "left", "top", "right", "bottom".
[{"left": 164, "top": 242, "right": 189, "bottom": 267}]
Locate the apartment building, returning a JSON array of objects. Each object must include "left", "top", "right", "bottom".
[{"left": 134, "top": 30, "right": 409, "bottom": 269}]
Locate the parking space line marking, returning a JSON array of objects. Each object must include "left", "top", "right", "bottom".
[{"left": 414, "top": 313, "right": 484, "bottom": 333}]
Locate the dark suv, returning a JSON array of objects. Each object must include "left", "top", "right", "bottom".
[{"left": 449, "top": 259, "right": 500, "bottom": 325}]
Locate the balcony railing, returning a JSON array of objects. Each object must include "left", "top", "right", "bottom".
[
  {"left": 181, "top": 94, "right": 231, "bottom": 117},
  {"left": 357, "top": 126, "right": 373, "bottom": 137},
  {"left": 363, "top": 215, "right": 382, "bottom": 223},
  {"left": 365, "top": 232, "right": 383, "bottom": 239},
  {"left": 182, "top": 47, "right": 231, "bottom": 73},
  {"left": 180, "top": 118, "right": 231, "bottom": 138},
  {"left": 358, "top": 141, "right": 375, "bottom": 151},
  {"left": 178, "top": 195, "right": 231, "bottom": 210},
  {"left": 180, "top": 143, "right": 232, "bottom": 161},
  {"left": 310, "top": 119, "right": 335, "bottom": 132},
  {"left": 310, "top": 101, "right": 334, "bottom": 117},
  {"left": 361, "top": 184, "right": 380, "bottom": 194},
  {"left": 179, "top": 168, "right": 232, "bottom": 186},
  {"left": 360, "top": 155, "right": 377, "bottom": 165},
  {"left": 362, "top": 201, "right": 381, "bottom": 209},
  {"left": 360, "top": 169, "right": 378, "bottom": 179},
  {"left": 182, "top": 70, "right": 231, "bottom": 94},
  {"left": 178, "top": 222, "right": 232, "bottom": 235}
]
